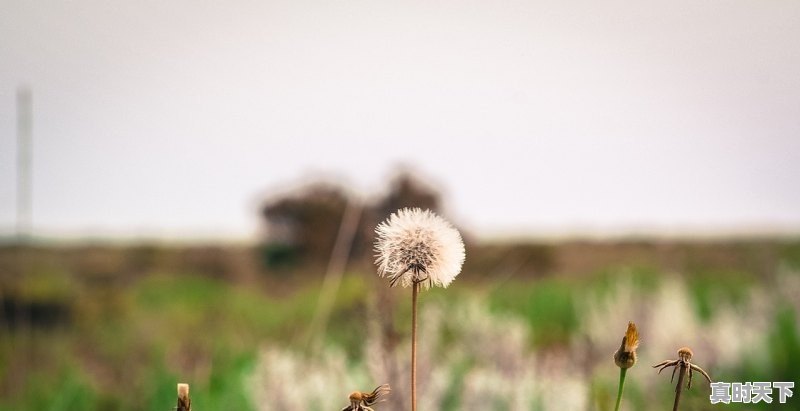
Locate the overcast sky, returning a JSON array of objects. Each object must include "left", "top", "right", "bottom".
[{"left": 1, "top": 0, "right": 799, "bottom": 240}]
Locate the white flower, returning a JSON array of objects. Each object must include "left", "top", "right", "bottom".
[{"left": 374, "top": 208, "right": 465, "bottom": 289}]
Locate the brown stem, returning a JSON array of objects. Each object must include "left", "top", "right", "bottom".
[
  {"left": 673, "top": 364, "right": 686, "bottom": 411},
  {"left": 411, "top": 282, "right": 419, "bottom": 411}
]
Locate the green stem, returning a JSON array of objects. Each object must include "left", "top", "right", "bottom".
[{"left": 614, "top": 368, "right": 627, "bottom": 411}]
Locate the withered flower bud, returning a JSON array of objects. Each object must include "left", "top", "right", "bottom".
[{"left": 614, "top": 321, "right": 640, "bottom": 369}]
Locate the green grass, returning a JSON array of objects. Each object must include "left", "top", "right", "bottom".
[
  {"left": 685, "top": 269, "right": 756, "bottom": 321},
  {"left": 489, "top": 279, "right": 580, "bottom": 347},
  {"left": 1, "top": 264, "right": 798, "bottom": 410},
  {"left": 779, "top": 240, "right": 800, "bottom": 270},
  {"left": 439, "top": 359, "right": 473, "bottom": 411},
  {"left": 0, "top": 273, "right": 371, "bottom": 411},
  {"left": 485, "top": 268, "right": 660, "bottom": 348}
]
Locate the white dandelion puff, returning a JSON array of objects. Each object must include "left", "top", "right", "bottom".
[
  {"left": 374, "top": 207, "right": 465, "bottom": 411},
  {"left": 374, "top": 207, "right": 465, "bottom": 289}
]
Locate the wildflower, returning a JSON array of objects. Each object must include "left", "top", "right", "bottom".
[
  {"left": 375, "top": 208, "right": 465, "bottom": 411},
  {"left": 614, "top": 321, "right": 640, "bottom": 369},
  {"left": 612, "top": 321, "right": 640, "bottom": 411},
  {"left": 653, "top": 347, "right": 713, "bottom": 411},
  {"left": 341, "top": 384, "right": 391, "bottom": 411},
  {"left": 375, "top": 207, "right": 465, "bottom": 289}
]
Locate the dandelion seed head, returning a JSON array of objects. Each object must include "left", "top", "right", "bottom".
[{"left": 375, "top": 208, "right": 465, "bottom": 289}]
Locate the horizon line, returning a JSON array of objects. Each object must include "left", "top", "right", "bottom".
[{"left": 1, "top": 224, "right": 799, "bottom": 246}]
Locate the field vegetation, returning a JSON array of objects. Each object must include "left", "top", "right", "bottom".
[{"left": 1, "top": 239, "right": 798, "bottom": 410}]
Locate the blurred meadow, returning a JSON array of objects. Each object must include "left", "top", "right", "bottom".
[
  {"left": 3, "top": 1, "right": 800, "bottom": 410},
  {"left": 1, "top": 176, "right": 799, "bottom": 410}
]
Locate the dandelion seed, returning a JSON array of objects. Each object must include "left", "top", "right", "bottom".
[{"left": 375, "top": 207, "right": 465, "bottom": 289}]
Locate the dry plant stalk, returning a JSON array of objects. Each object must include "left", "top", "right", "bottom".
[
  {"left": 177, "top": 383, "right": 191, "bottom": 411},
  {"left": 653, "top": 347, "right": 712, "bottom": 411},
  {"left": 341, "top": 384, "right": 392, "bottom": 411}
]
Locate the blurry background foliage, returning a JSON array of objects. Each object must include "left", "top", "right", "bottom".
[{"left": 1, "top": 173, "right": 799, "bottom": 410}]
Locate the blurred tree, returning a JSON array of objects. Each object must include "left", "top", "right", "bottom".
[
  {"left": 259, "top": 172, "right": 443, "bottom": 269},
  {"left": 261, "top": 184, "right": 348, "bottom": 268},
  {"left": 355, "top": 173, "right": 442, "bottom": 258},
  {"left": 373, "top": 173, "right": 440, "bottom": 218}
]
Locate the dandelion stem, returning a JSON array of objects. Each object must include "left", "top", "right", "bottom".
[
  {"left": 673, "top": 364, "right": 686, "bottom": 411},
  {"left": 614, "top": 368, "right": 627, "bottom": 411},
  {"left": 411, "top": 281, "right": 419, "bottom": 411}
]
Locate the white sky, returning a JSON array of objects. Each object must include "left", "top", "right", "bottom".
[{"left": 1, "top": 0, "right": 799, "bottom": 240}]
